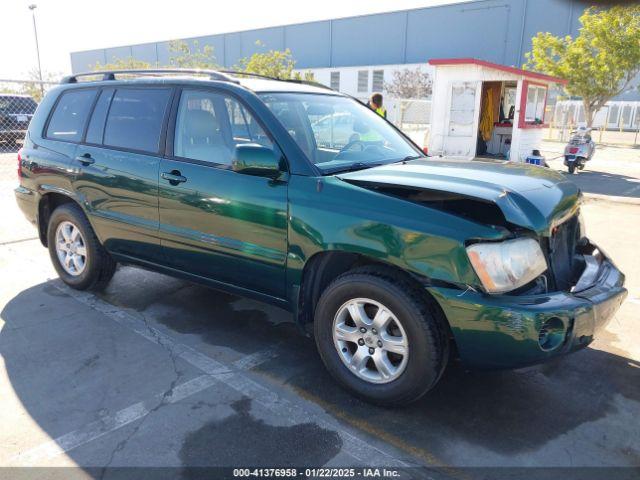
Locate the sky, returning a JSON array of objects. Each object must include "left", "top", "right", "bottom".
[{"left": 1, "top": 0, "right": 462, "bottom": 80}]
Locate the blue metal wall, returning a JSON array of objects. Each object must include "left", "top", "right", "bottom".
[
  {"left": 71, "top": 1, "right": 596, "bottom": 73},
  {"left": 71, "top": 0, "right": 591, "bottom": 72}
]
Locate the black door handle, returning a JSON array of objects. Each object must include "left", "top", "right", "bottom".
[
  {"left": 75, "top": 153, "right": 95, "bottom": 166},
  {"left": 161, "top": 170, "right": 187, "bottom": 185}
]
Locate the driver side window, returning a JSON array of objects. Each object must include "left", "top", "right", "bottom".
[
  {"left": 174, "top": 90, "right": 273, "bottom": 167},
  {"left": 224, "top": 97, "right": 273, "bottom": 148}
]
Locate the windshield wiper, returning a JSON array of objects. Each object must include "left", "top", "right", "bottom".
[
  {"left": 323, "top": 155, "right": 425, "bottom": 175},
  {"left": 392, "top": 154, "right": 424, "bottom": 164},
  {"left": 323, "top": 162, "right": 384, "bottom": 175},
  {"left": 324, "top": 156, "right": 425, "bottom": 175}
]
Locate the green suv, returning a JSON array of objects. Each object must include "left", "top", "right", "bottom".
[{"left": 15, "top": 70, "right": 627, "bottom": 405}]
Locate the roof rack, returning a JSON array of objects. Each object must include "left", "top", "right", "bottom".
[
  {"left": 60, "top": 69, "right": 240, "bottom": 84},
  {"left": 60, "top": 68, "right": 334, "bottom": 92},
  {"left": 219, "top": 70, "right": 333, "bottom": 91}
]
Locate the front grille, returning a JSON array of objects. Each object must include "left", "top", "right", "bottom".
[{"left": 546, "top": 215, "right": 581, "bottom": 291}]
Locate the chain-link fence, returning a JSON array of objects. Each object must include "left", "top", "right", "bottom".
[
  {"left": 0, "top": 79, "right": 56, "bottom": 152},
  {"left": 545, "top": 100, "right": 640, "bottom": 147},
  {"left": 338, "top": 97, "right": 432, "bottom": 148},
  {"left": 390, "top": 99, "right": 431, "bottom": 148}
]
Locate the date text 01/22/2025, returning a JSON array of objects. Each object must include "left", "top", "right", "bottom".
[{"left": 232, "top": 468, "right": 401, "bottom": 477}]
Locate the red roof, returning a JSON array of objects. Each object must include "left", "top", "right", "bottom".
[{"left": 428, "top": 58, "right": 567, "bottom": 84}]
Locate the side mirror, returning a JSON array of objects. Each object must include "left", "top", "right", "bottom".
[{"left": 232, "top": 144, "right": 282, "bottom": 178}]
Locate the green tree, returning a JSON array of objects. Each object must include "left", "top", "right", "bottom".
[
  {"left": 235, "top": 41, "right": 314, "bottom": 80},
  {"left": 0, "top": 83, "right": 19, "bottom": 95},
  {"left": 524, "top": 5, "right": 640, "bottom": 127},
  {"left": 91, "top": 39, "right": 313, "bottom": 83},
  {"left": 22, "top": 69, "right": 60, "bottom": 102},
  {"left": 168, "top": 40, "right": 218, "bottom": 69},
  {"left": 292, "top": 70, "right": 316, "bottom": 82},
  {"left": 0, "top": 69, "right": 60, "bottom": 102},
  {"left": 93, "top": 57, "right": 152, "bottom": 71}
]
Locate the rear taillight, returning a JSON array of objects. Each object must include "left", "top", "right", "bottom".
[
  {"left": 17, "top": 149, "right": 23, "bottom": 179},
  {"left": 569, "top": 147, "right": 579, "bottom": 154}
]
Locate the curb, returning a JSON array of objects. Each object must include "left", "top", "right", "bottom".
[{"left": 583, "top": 193, "right": 640, "bottom": 205}]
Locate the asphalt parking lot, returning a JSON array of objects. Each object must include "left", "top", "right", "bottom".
[
  {"left": 541, "top": 140, "right": 640, "bottom": 200},
  {"left": 1, "top": 144, "right": 639, "bottom": 478}
]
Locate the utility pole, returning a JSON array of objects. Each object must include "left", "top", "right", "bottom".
[{"left": 28, "top": 4, "right": 44, "bottom": 97}]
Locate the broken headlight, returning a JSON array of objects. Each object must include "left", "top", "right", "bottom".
[{"left": 466, "top": 238, "right": 548, "bottom": 294}]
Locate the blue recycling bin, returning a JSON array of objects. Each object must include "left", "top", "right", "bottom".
[{"left": 525, "top": 155, "right": 544, "bottom": 166}]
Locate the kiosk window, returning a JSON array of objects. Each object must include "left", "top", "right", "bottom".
[{"left": 524, "top": 84, "right": 547, "bottom": 123}]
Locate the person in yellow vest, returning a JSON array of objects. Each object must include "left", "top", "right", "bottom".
[{"left": 368, "top": 93, "right": 387, "bottom": 119}]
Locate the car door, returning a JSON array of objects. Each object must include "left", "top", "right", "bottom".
[
  {"left": 72, "top": 86, "right": 173, "bottom": 262},
  {"left": 158, "top": 88, "right": 288, "bottom": 299},
  {"left": 26, "top": 88, "right": 98, "bottom": 210}
]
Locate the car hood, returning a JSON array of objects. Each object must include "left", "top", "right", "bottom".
[{"left": 337, "top": 158, "right": 582, "bottom": 235}]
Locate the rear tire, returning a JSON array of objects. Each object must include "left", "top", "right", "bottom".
[
  {"left": 568, "top": 163, "right": 576, "bottom": 174},
  {"left": 47, "top": 203, "right": 117, "bottom": 290},
  {"left": 314, "top": 267, "right": 449, "bottom": 406}
]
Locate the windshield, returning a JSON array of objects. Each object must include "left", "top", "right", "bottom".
[{"left": 259, "top": 93, "right": 422, "bottom": 173}]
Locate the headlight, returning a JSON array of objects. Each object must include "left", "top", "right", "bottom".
[{"left": 466, "top": 238, "right": 547, "bottom": 294}]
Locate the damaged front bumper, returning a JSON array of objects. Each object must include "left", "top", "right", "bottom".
[{"left": 427, "top": 241, "right": 627, "bottom": 369}]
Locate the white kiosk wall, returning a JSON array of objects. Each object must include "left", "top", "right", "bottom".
[{"left": 428, "top": 60, "right": 563, "bottom": 162}]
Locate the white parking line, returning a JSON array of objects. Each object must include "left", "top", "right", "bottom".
[
  {"left": 50, "top": 281, "right": 412, "bottom": 468},
  {"left": 13, "top": 345, "right": 281, "bottom": 465},
  {"left": 13, "top": 374, "right": 218, "bottom": 465},
  {"left": 9, "top": 259, "right": 413, "bottom": 468},
  {"left": 232, "top": 346, "right": 281, "bottom": 370},
  {"left": 0, "top": 236, "right": 39, "bottom": 246}
]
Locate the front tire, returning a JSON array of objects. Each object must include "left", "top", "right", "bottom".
[
  {"left": 47, "top": 203, "right": 117, "bottom": 290},
  {"left": 314, "top": 267, "right": 449, "bottom": 406}
]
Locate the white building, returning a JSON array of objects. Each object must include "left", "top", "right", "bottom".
[
  {"left": 304, "top": 63, "right": 433, "bottom": 124},
  {"left": 552, "top": 100, "right": 640, "bottom": 131}
]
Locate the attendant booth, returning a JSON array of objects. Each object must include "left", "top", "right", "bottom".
[{"left": 427, "top": 58, "right": 566, "bottom": 162}]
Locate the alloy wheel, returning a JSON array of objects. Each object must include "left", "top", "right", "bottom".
[
  {"left": 332, "top": 297, "right": 409, "bottom": 384},
  {"left": 55, "top": 221, "right": 87, "bottom": 276}
]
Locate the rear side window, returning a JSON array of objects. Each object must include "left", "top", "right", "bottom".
[
  {"left": 103, "top": 88, "right": 171, "bottom": 153},
  {"left": 85, "top": 88, "right": 115, "bottom": 145},
  {"left": 46, "top": 89, "right": 96, "bottom": 142}
]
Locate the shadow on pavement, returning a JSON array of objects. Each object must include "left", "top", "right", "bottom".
[
  {"left": 2, "top": 268, "right": 640, "bottom": 470},
  {"left": 552, "top": 168, "right": 640, "bottom": 198},
  {"left": 179, "top": 396, "right": 343, "bottom": 471}
]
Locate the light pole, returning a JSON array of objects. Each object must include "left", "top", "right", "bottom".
[{"left": 28, "top": 4, "right": 44, "bottom": 97}]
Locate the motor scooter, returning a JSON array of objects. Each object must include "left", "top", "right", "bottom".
[{"left": 563, "top": 127, "right": 595, "bottom": 174}]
